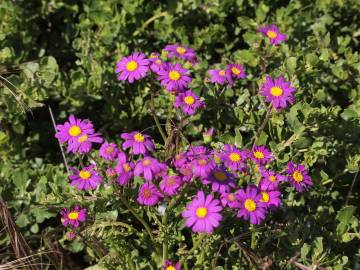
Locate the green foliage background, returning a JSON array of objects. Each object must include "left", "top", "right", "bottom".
[{"left": 0, "top": 0, "right": 359, "bottom": 269}]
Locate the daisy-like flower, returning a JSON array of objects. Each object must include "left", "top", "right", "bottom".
[
  {"left": 137, "top": 183, "right": 162, "bottom": 206},
  {"left": 148, "top": 52, "right": 164, "bottom": 74},
  {"left": 236, "top": 185, "right": 267, "bottom": 225},
  {"left": 251, "top": 145, "right": 273, "bottom": 165},
  {"left": 160, "top": 175, "right": 182, "bottom": 196},
  {"left": 173, "top": 152, "right": 188, "bottom": 169},
  {"left": 67, "top": 132, "right": 103, "bottom": 154},
  {"left": 258, "top": 24, "right": 286, "bottom": 46},
  {"left": 191, "top": 156, "right": 216, "bottom": 179},
  {"left": 60, "top": 206, "right": 86, "bottom": 228},
  {"left": 105, "top": 168, "right": 117, "bottom": 178},
  {"left": 69, "top": 165, "right": 102, "bottom": 190},
  {"left": 116, "top": 152, "right": 134, "bottom": 186},
  {"left": 164, "top": 44, "right": 197, "bottom": 63},
  {"left": 220, "top": 192, "right": 238, "bottom": 208},
  {"left": 258, "top": 187, "right": 281, "bottom": 209},
  {"left": 182, "top": 191, "right": 222, "bottom": 233},
  {"left": 178, "top": 164, "right": 194, "bottom": 182},
  {"left": 157, "top": 63, "right": 192, "bottom": 92},
  {"left": 259, "top": 169, "right": 286, "bottom": 190},
  {"left": 260, "top": 75, "right": 296, "bottom": 110},
  {"left": 174, "top": 90, "right": 204, "bottom": 115},
  {"left": 65, "top": 231, "right": 76, "bottom": 241},
  {"left": 227, "top": 64, "right": 246, "bottom": 80},
  {"left": 220, "top": 144, "right": 248, "bottom": 172},
  {"left": 163, "top": 260, "right": 181, "bottom": 270},
  {"left": 202, "top": 167, "right": 236, "bottom": 193},
  {"left": 121, "top": 131, "right": 155, "bottom": 155},
  {"left": 115, "top": 52, "right": 150, "bottom": 83},
  {"left": 286, "top": 162, "right": 313, "bottom": 192},
  {"left": 208, "top": 69, "right": 232, "bottom": 85},
  {"left": 186, "top": 145, "right": 210, "bottom": 159},
  {"left": 99, "top": 142, "right": 119, "bottom": 161},
  {"left": 134, "top": 156, "right": 163, "bottom": 181}
]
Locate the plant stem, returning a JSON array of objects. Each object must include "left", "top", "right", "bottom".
[
  {"left": 150, "top": 92, "right": 167, "bottom": 143},
  {"left": 179, "top": 233, "right": 206, "bottom": 266},
  {"left": 126, "top": 253, "right": 137, "bottom": 270},
  {"left": 252, "top": 104, "right": 272, "bottom": 147},
  {"left": 345, "top": 170, "right": 359, "bottom": 205}
]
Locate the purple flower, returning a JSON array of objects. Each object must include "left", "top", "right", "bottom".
[
  {"left": 191, "top": 156, "right": 216, "bottom": 179},
  {"left": 220, "top": 144, "right": 248, "bottom": 172},
  {"left": 259, "top": 169, "right": 286, "bottom": 190},
  {"left": 69, "top": 165, "right": 102, "bottom": 190},
  {"left": 60, "top": 205, "right": 86, "bottom": 228},
  {"left": 164, "top": 44, "right": 197, "bottom": 63},
  {"left": 258, "top": 188, "right": 282, "bottom": 209},
  {"left": 115, "top": 52, "right": 150, "bottom": 83},
  {"left": 174, "top": 90, "right": 204, "bottom": 115},
  {"left": 160, "top": 175, "right": 182, "bottom": 196},
  {"left": 286, "top": 162, "right": 313, "bottom": 192},
  {"left": 67, "top": 132, "right": 103, "bottom": 154},
  {"left": 235, "top": 185, "right": 267, "bottom": 225},
  {"left": 182, "top": 191, "right": 223, "bottom": 233},
  {"left": 202, "top": 167, "right": 236, "bottom": 193},
  {"left": 116, "top": 152, "right": 134, "bottom": 186},
  {"left": 148, "top": 52, "right": 164, "bottom": 74},
  {"left": 227, "top": 63, "right": 246, "bottom": 79},
  {"left": 105, "top": 167, "right": 117, "bottom": 178},
  {"left": 65, "top": 231, "right": 76, "bottom": 241},
  {"left": 260, "top": 76, "right": 296, "bottom": 110},
  {"left": 208, "top": 69, "right": 232, "bottom": 85},
  {"left": 137, "top": 183, "right": 162, "bottom": 206},
  {"left": 157, "top": 63, "right": 192, "bottom": 93},
  {"left": 203, "top": 127, "right": 214, "bottom": 142},
  {"left": 220, "top": 192, "right": 238, "bottom": 208},
  {"left": 163, "top": 260, "right": 181, "bottom": 270},
  {"left": 258, "top": 24, "right": 286, "bottom": 46},
  {"left": 121, "top": 131, "right": 155, "bottom": 155},
  {"left": 99, "top": 142, "right": 119, "bottom": 161},
  {"left": 134, "top": 156, "right": 163, "bottom": 181},
  {"left": 178, "top": 164, "right": 194, "bottom": 182},
  {"left": 173, "top": 152, "right": 188, "bottom": 169},
  {"left": 251, "top": 145, "right": 273, "bottom": 165},
  {"left": 186, "top": 145, "right": 211, "bottom": 160}
]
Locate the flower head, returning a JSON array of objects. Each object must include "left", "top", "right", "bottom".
[
  {"left": 286, "top": 162, "right": 313, "bottom": 192},
  {"left": 260, "top": 76, "right": 296, "bottom": 110},
  {"left": 220, "top": 144, "right": 248, "bottom": 172},
  {"left": 137, "top": 183, "right": 162, "bottom": 206},
  {"left": 99, "top": 142, "right": 119, "bottom": 161},
  {"left": 67, "top": 132, "right": 103, "bottom": 154},
  {"left": 258, "top": 187, "right": 282, "bottom": 209},
  {"left": 251, "top": 145, "right": 273, "bottom": 165},
  {"left": 174, "top": 90, "right": 204, "bottom": 115},
  {"left": 115, "top": 52, "right": 150, "bottom": 83},
  {"left": 134, "top": 156, "right": 163, "bottom": 181},
  {"left": 121, "top": 131, "right": 155, "bottom": 155},
  {"left": 182, "top": 191, "right": 222, "bottom": 233},
  {"left": 157, "top": 62, "right": 192, "bottom": 92},
  {"left": 191, "top": 156, "right": 216, "bottom": 179},
  {"left": 220, "top": 192, "right": 238, "bottom": 208},
  {"left": 60, "top": 205, "right": 86, "bottom": 228},
  {"left": 148, "top": 52, "right": 164, "bottom": 74},
  {"left": 116, "top": 152, "right": 134, "bottom": 186},
  {"left": 259, "top": 169, "right": 286, "bottom": 190},
  {"left": 69, "top": 165, "right": 102, "bottom": 190},
  {"left": 160, "top": 175, "right": 182, "bottom": 196},
  {"left": 208, "top": 69, "right": 232, "bottom": 85},
  {"left": 235, "top": 185, "right": 267, "bottom": 224},
  {"left": 164, "top": 44, "right": 197, "bottom": 63},
  {"left": 202, "top": 167, "right": 236, "bottom": 193},
  {"left": 258, "top": 24, "right": 286, "bottom": 46},
  {"left": 227, "top": 64, "right": 246, "bottom": 80},
  {"left": 163, "top": 260, "right": 181, "bottom": 270},
  {"left": 178, "top": 164, "right": 194, "bottom": 182}
]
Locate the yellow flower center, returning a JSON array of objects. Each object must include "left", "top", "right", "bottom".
[
  {"left": 69, "top": 125, "right": 81, "bottom": 137},
  {"left": 196, "top": 207, "right": 208, "bottom": 218},
  {"left": 198, "top": 159, "right": 207, "bottom": 165},
  {"left": 244, "top": 199, "right": 257, "bottom": 212},
  {"left": 260, "top": 192, "right": 270, "bottom": 203},
  {"left": 253, "top": 151, "right": 264, "bottom": 159},
  {"left": 106, "top": 147, "right": 114, "bottom": 154},
  {"left": 176, "top": 46, "right": 186, "bottom": 54},
  {"left": 77, "top": 134, "right": 88, "bottom": 142},
  {"left": 79, "top": 170, "right": 91, "bottom": 180},
  {"left": 126, "top": 60, "right": 138, "bottom": 71},
  {"left": 270, "top": 86, "right": 283, "bottom": 97},
  {"left": 231, "top": 67, "right": 240, "bottom": 75},
  {"left": 150, "top": 53, "right": 158, "bottom": 58},
  {"left": 269, "top": 175, "right": 276, "bottom": 182},
  {"left": 293, "top": 170, "right": 303, "bottom": 182},
  {"left": 214, "top": 171, "right": 227, "bottom": 181},
  {"left": 68, "top": 211, "right": 79, "bottom": 220},
  {"left": 169, "top": 70, "right": 181, "bottom": 81},
  {"left": 166, "top": 266, "right": 176, "bottom": 270},
  {"left": 219, "top": 70, "right": 226, "bottom": 76},
  {"left": 266, "top": 30, "right": 277, "bottom": 39},
  {"left": 229, "top": 153, "right": 240, "bottom": 162},
  {"left": 184, "top": 95, "right": 195, "bottom": 105},
  {"left": 142, "top": 159, "right": 152, "bottom": 166},
  {"left": 155, "top": 59, "right": 162, "bottom": 65},
  {"left": 228, "top": 194, "right": 235, "bottom": 201},
  {"left": 143, "top": 188, "right": 152, "bottom": 198},
  {"left": 123, "top": 163, "right": 131, "bottom": 172},
  {"left": 134, "top": 133, "right": 145, "bottom": 142}
]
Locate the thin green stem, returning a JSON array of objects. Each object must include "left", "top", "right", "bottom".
[
  {"left": 126, "top": 253, "right": 137, "bottom": 270},
  {"left": 252, "top": 103, "right": 273, "bottom": 147},
  {"left": 179, "top": 233, "right": 206, "bottom": 266},
  {"left": 150, "top": 92, "right": 167, "bottom": 143}
]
